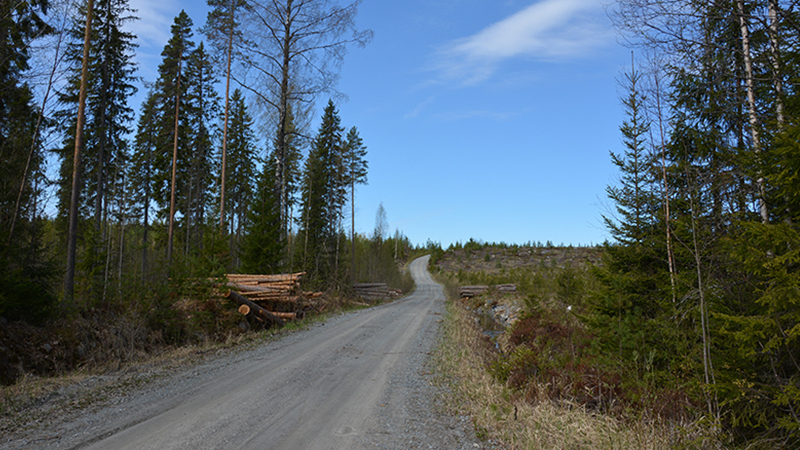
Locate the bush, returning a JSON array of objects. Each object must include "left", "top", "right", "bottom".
[{"left": 0, "top": 261, "right": 57, "bottom": 324}]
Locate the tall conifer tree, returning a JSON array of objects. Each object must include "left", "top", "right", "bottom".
[
  {"left": 298, "top": 100, "right": 344, "bottom": 283},
  {"left": 223, "top": 89, "right": 256, "bottom": 266},
  {"left": 55, "top": 0, "right": 137, "bottom": 299},
  {"left": 0, "top": 0, "right": 56, "bottom": 320},
  {"left": 150, "top": 11, "right": 194, "bottom": 263},
  {"left": 182, "top": 42, "right": 219, "bottom": 253}
]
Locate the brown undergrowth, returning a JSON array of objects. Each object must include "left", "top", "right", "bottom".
[
  {"left": 433, "top": 298, "right": 707, "bottom": 449},
  {"left": 431, "top": 245, "right": 718, "bottom": 449}
]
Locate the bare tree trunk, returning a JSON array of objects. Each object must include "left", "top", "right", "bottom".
[
  {"left": 768, "top": 0, "right": 792, "bottom": 224},
  {"left": 275, "top": 0, "right": 294, "bottom": 247},
  {"left": 65, "top": 0, "right": 96, "bottom": 306},
  {"left": 102, "top": 163, "right": 119, "bottom": 302},
  {"left": 653, "top": 71, "right": 677, "bottom": 304},
  {"left": 351, "top": 180, "right": 355, "bottom": 287},
  {"left": 117, "top": 176, "right": 127, "bottom": 297},
  {"left": 185, "top": 177, "right": 192, "bottom": 257},
  {"left": 768, "top": 0, "right": 784, "bottom": 128},
  {"left": 167, "top": 50, "right": 183, "bottom": 265},
  {"left": 219, "top": 0, "right": 235, "bottom": 235},
  {"left": 737, "top": 0, "right": 768, "bottom": 223},
  {"left": 8, "top": 18, "right": 65, "bottom": 247},
  {"left": 141, "top": 140, "right": 152, "bottom": 282},
  {"left": 688, "top": 173, "right": 717, "bottom": 419},
  {"left": 95, "top": 0, "right": 111, "bottom": 279}
]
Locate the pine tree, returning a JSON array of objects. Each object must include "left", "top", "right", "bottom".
[
  {"left": 204, "top": 0, "right": 246, "bottom": 234},
  {"left": 343, "top": 126, "right": 367, "bottom": 285},
  {"left": 55, "top": 0, "right": 138, "bottom": 300},
  {"left": 150, "top": 11, "right": 194, "bottom": 263}
]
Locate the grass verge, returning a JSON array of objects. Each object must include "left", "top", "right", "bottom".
[{"left": 432, "top": 298, "right": 708, "bottom": 449}]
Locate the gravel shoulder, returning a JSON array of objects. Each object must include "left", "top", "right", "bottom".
[{"left": 2, "top": 256, "right": 491, "bottom": 450}]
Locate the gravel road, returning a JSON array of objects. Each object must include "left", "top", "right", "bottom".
[{"left": 4, "top": 256, "right": 490, "bottom": 450}]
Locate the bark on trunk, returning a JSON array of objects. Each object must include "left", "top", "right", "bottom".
[
  {"left": 167, "top": 49, "right": 183, "bottom": 264},
  {"left": 65, "top": 0, "right": 96, "bottom": 306},
  {"left": 226, "top": 290, "right": 285, "bottom": 327},
  {"left": 275, "top": 0, "right": 294, "bottom": 247},
  {"left": 219, "top": 0, "right": 235, "bottom": 235},
  {"left": 737, "top": 0, "right": 769, "bottom": 223},
  {"left": 768, "top": 0, "right": 784, "bottom": 128}
]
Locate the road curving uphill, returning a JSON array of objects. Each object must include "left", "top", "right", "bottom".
[{"left": 4, "top": 256, "right": 490, "bottom": 450}]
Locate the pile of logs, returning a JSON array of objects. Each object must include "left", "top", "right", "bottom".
[
  {"left": 459, "top": 285, "right": 488, "bottom": 298},
  {"left": 459, "top": 284, "right": 517, "bottom": 298},
  {"left": 496, "top": 284, "right": 518, "bottom": 293},
  {"left": 224, "top": 272, "right": 322, "bottom": 326},
  {"left": 353, "top": 283, "right": 401, "bottom": 301}
]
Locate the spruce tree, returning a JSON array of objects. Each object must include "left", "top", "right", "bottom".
[
  {"left": 298, "top": 100, "right": 344, "bottom": 283},
  {"left": 0, "top": 0, "right": 55, "bottom": 321},
  {"left": 223, "top": 89, "right": 256, "bottom": 266},
  {"left": 588, "top": 60, "right": 673, "bottom": 375},
  {"left": 239, "top": 157, "right": 282, "bottom": 274},
  {"left": 182, "top": 42, "right": 219, "bottom": 253},
  {"left": 130, "top": 88, "right": 159, "bottom": 279}
]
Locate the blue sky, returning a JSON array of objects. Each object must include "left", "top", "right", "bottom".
[{"left": 127, "top": 0, "right": 631, "bottom": 248}]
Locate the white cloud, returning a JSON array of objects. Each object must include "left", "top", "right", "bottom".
[
  {"left": 433, "top": 0, "right": 611, "bottom": 85},
  {"left": 126, "top": 0, "right": 180, "bottom": 50}
]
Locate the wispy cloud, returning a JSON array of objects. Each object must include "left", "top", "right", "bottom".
[
  {"left": 432, "top": 0, "right": 611, "bottom": 85},
  {"left": 127, "top": 0, "right": 181, "bottom": 50},
  {"left": 434, "top": 108, "right": 527, "bottom": 122},
  {"left": 404, "top": 96, "right": 435, "bottom": 119}
]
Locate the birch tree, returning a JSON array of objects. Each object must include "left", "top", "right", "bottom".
[{"left": 237, "top": 0, "right": 372, "bottom": 243}]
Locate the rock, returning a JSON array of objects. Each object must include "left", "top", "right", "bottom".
[{"left": 42, "top": 343, "right": 53, "bottom": 353}]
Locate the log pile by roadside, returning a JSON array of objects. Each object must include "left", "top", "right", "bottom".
[
  {"left": 223, "top": 272, "right": 321, "bottom": 325},
  {"left": 459, "top": 285, "right": 489, "bottom": 298},
  {"left": 353, "top": 283, "right": 402, "bottom": 301},
  {"left": 495, "top": 284, "right": 517, "bottom": 293},
  {"left": 459, "top": 284, "right": 517, "bottom": 298}
]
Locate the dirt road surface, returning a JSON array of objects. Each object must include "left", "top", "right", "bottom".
[{"left": 5, "top": 256, "right": 489, "bottom": 450}]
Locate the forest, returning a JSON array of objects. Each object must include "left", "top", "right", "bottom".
[
  {"left": 3, "top": 0, "right": 800, "bottom": 446},
  {"left": 0, "top": 0, "right": 420, "bottom": 358},
  {"left": 583, "top": 0, "right": 800, "bottom": 446}
]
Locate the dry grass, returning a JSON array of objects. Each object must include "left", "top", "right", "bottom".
[{"left": 433, "top": 300, "right": 708, "bottom": 449}]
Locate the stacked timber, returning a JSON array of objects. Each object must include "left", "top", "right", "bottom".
[
  {"left": 227, "top": 273, "right": 303, "bottom": 297},
  {"left": 225, "top": 272, "right": 318, "bottom": 324},
  {"left": 459, "top": 284, "right": 517, "bottom": 298},
  {"left": 496, "top": 284, "right": 517, "bottom": 293},
  {"left": 460, "top": 285, "right": 489, "bottom": 298},
  {"left": 353, "top": 283, "right": 390, "bottom": 301}
]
